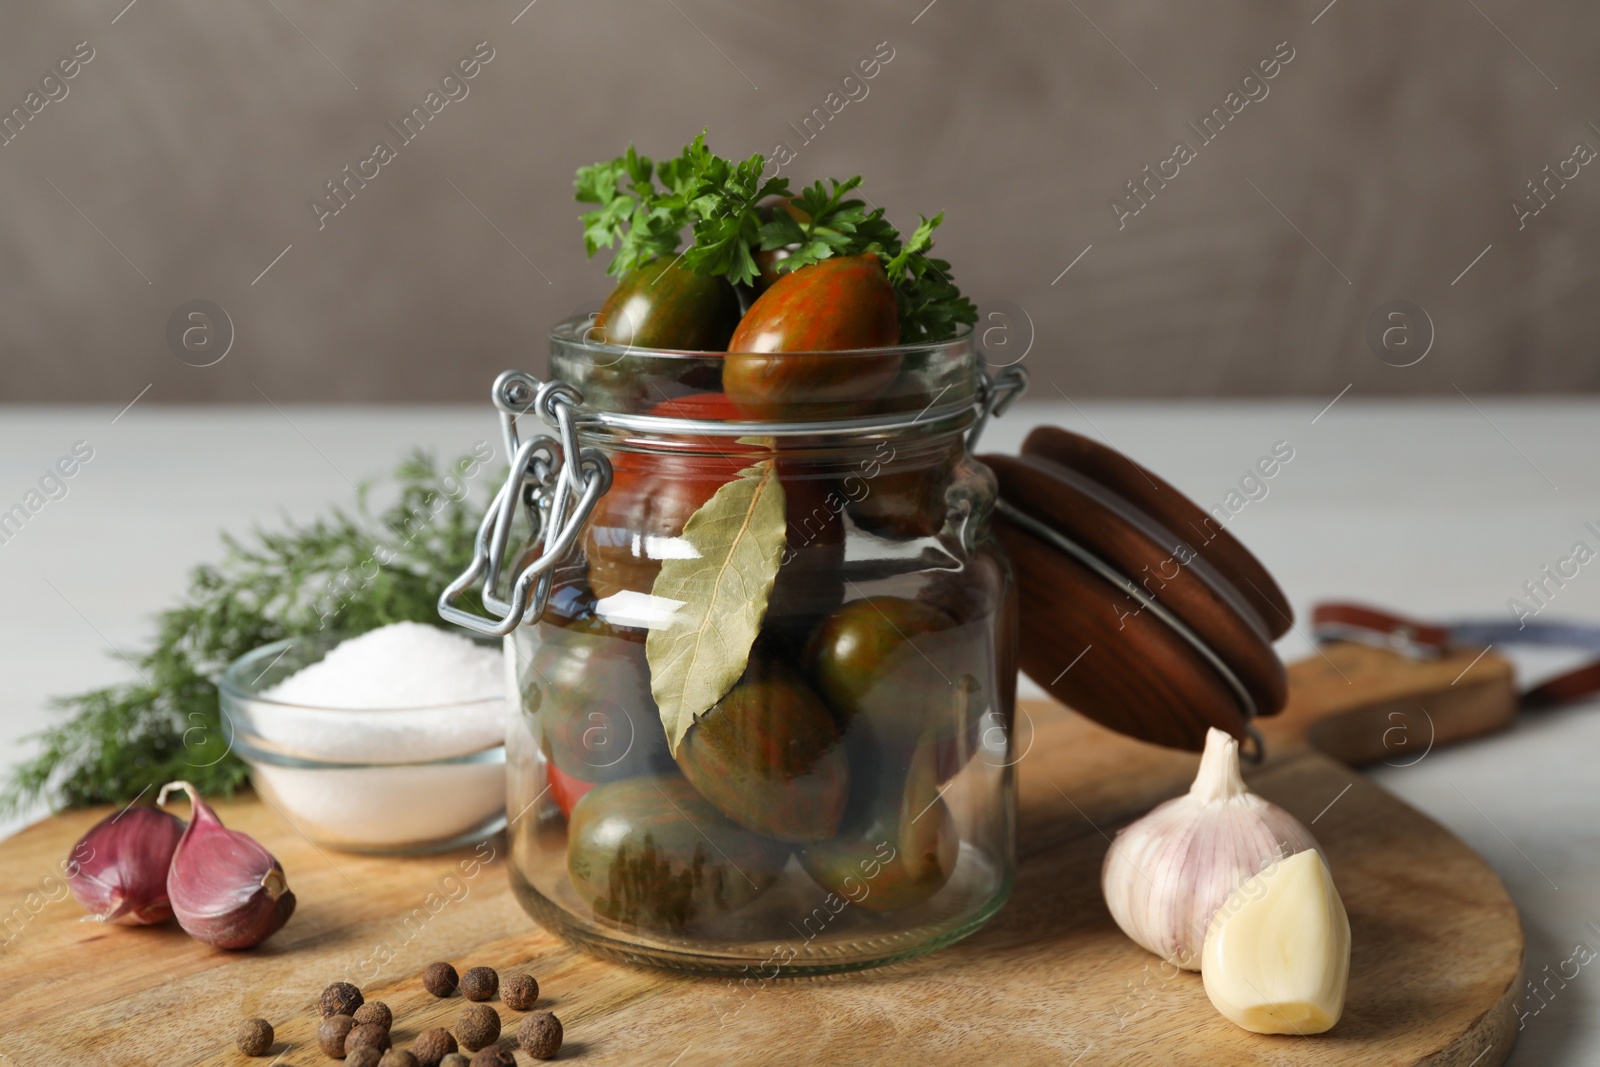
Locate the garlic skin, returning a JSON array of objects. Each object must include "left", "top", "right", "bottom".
[
  {"left": 1201, "top": 849, "right": 1351, "bottom": 1035},
  {"left": 159, "top": 780, "right": 295, "bottom": 949},
  {"left": 65, "top": 805, "right": 187, "bottom": 924},
  {"left": 1101, "top": 727, "right": 1319, "bottom": 970}
]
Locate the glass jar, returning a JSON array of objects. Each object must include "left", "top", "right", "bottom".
[{"left": 442, "top": 316, "right": 1026, "bottom": 975}]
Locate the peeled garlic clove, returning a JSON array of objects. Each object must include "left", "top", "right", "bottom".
[
  {"left": 159, "top": 780, "right": 296, "bottom": 949},
  {"left": 1101, "top": 727, "right": 1320, "bottom": 970},
  {"left": 65, "top": 805, "right": 187, "bottom": 924},
  {"left": 1202, "top": 849, "right": 1351, "bottom": 1035}
]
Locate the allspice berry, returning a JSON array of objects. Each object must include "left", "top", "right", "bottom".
[
  {"left": 347, "top": 1022, "right": 393, "bottom": 1057},
  {"left": 354, "top": 1000, "right": 393, "bottom": 1031},
  {"left": 501, "top": 972, "right": 539, "bottom": 1011},
  {"left": 235, "top": 1017, "right": 274, "bottom": 1056},
  {"left": 347, "top": 1050, "right": 384, "bottom": 1067},
  {"left": 439, "top": 1056, "right": 472, "bottom": 1067},
  {"left": 469, "top": 1050, "right": 516, "bottom": 1067},
  {"left": 460, "top": 966, "right": 498, "bottom": 1002},
  {"left": 517, "top": 1011, "right": 563, "bottom": 1061},
  {"left": 455, "top": 1004, "right": 501, "bottom": 1051},
  {"left": 378, "top": 1052, "right": 420, "bottom": 1067},
  {"left": 413, "top": 1027, "right": 459, "bottom": 1067},
  {"left": 320, "top": 981, "right": 365, "bottom": 1018},
  {"left": 318, "top": 1014, "right": 358, "bottom": 1057},
  {"left": 424, "top": 961, "right": 460, "bottom": 997}
]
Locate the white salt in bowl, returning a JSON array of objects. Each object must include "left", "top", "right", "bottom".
[{"left": 219, "top": 631, "right": 509, "bottom": 854}]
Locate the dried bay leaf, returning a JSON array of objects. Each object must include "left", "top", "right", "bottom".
[{"left": 647, "top": 460, "right": 786, "bottom": 754}]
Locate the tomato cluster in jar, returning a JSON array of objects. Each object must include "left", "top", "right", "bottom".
[{"left": 512, "top": 145, "right": 1004, "bottom": 942}]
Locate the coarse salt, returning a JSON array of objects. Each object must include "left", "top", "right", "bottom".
[
  {"left": 264, "top": 621, "right": 503, "bottom": 709},
  {"left": 241, "top": 623, "right": 510, "bottom": 849}
]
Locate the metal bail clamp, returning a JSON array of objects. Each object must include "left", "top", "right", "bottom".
[{"left": 437, "top": 371, "right": 612, "bottom": 637}]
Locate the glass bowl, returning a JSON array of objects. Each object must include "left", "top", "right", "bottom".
[{"left": 219, "top": 633, "right": 508, "bottom": 855}]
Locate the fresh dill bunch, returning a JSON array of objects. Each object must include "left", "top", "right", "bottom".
[{"left": 1, "top": 449, "right": 495, "bottom": 815}]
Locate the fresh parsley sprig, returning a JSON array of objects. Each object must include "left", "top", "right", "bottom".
[
  {"left": 574, "top": 135, "right": 977, "bottom": 341},
  {"left": 759, "top": 177, "right": 900, "bottom": 272},
  {"left": 575, "top": 140, "right": 707, "bottom": 278},
  {"left": 679, "top": 148, "right": 790, "bottom": 286},
  {"left": 884, "top": 212, "right": 978, "bottom": 343}
]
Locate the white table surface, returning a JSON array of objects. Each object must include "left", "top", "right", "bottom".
[{"left": 2, "top": 399, "right": 1597, "bottom": 1065}]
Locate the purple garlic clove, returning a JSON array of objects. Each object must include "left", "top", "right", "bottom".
[
  {"left": 65, "top": 804, "right": 187, "bottom": 924},
  {"left": 158, "top": 780, "right": 296, "bottom": 950}
]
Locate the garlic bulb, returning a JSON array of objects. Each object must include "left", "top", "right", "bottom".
[{"left": 1101, "top": 727, "right": 1319, "bottom": 970}]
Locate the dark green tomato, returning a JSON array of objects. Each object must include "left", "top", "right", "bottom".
[
  {"left": 724, "top": 255, "right": 902, "bottom": 421},
  {"left": 804, "top": 595, "right": 980, "bottom": 751},
  {"left": 525, "top": 617, "right": 672, "bottom": 784},
  {"left": 799, "top": 743, "right": 958, "bottom": 913},
  {"left": 676, "top": 655, "right": 848, "bottom": 843},
  {"left": 567, "top": 775, "right": 789, "bottom": 932},
  {"left": 592, "top": 258, "right": 741, "bottom": 351}
]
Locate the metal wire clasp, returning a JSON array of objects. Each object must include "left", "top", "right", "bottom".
[
  {"left": 437, "top": 372, "right": 612, "bottom": 637},
  {"left": 968, "top": 365, "right": 1029, "bottom": 450}
]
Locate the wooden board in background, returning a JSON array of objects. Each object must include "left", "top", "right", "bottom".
[{"left": 0, "top": 645, "right": 1523, "bottom": 1066}]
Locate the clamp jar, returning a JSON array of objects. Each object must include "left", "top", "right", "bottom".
[{"left": 442, "top": 317, "right": 1026, "bottom": 975}]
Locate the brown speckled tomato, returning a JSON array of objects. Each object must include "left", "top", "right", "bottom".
[
  {"left": 724, "top": 255, "right": 901, "bottom": 420},
  {"left": 675, "top": 653, "right": 849, "bottom": 843}
]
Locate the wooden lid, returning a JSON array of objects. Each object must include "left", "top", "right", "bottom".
[{"left": 980, "top": 427, "right": 1292, "bottom": 751}]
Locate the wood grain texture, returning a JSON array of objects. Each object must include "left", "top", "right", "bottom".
[{"left": 0, "top": 670, "right": 1522, "bottom": 1065}]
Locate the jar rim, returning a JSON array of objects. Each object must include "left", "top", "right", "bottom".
[
  {"left": 546, "top": 313, "right": 985, "bottom": 436},
  {"left": 549, "top": 313, "right": 975, "bottom": 360}
]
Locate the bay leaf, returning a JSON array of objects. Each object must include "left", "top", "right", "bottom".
[{"left": 646, "top": 460, "right": 787, "bottom": 755}]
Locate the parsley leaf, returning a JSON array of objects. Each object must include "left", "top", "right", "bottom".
[
  {"left": 574, "top": 135, "right": 976, "bottom": 341},
  {"left": 680, "top": 151, "right": 790, "bottom": 286},
  {"left": 885, "top": 213, "right": 978, "bottom": 343}
]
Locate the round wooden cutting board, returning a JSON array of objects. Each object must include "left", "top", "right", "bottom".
[{"left": 0, "top": 643, "right": 1523, "bottom": 1066}]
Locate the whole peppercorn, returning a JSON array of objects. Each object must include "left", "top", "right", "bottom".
[
  {"left": 460, "top": 966, "right": 498, "bottom": 1002},
  {"left": 354, "top": 1001, "right": 393, "bottom": 1031},
  {"left": 318, "top": 1014, "right": 358, "bottom": 1057},
  {"left": 320, "top": 981, "right": 365, "bottom": 1018},
  {"left": 346, "top": 1022, "right": 393, "bottom": 1057},
  {"left": 501, "top": 972, "right": 538, "bottom": 1011},
  {"left": 455, "top": 1004, "right": 501, "bottom": 1051},
  {"left": 234, "top": 1017, "right": 274, "bottom": 1056},
  {"left": 424, "top": 961, "right": 460, "bottom": 998},
  {"left": 347, "top": 1050, "right": 383, "bottom": 1067},
  {"left": 439, "top": 1056, "right": 471, "bottom": 1067},
  {"left": 378, "top": 1052, "right": 420, "bottom": 1067},
  {"left": 469, "top": 1050, "right": 516, "bottom": 1067},
  {"left": 517, "top": 1011, "right": 563, "bottom": 1061},
  {"left": 412, "top": 1027, "right": 459, "bottom": 1067}
]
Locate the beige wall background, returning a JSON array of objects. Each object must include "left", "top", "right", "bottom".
[{"left": 0, "top": 0, "right": 1594, "bottom": 404}]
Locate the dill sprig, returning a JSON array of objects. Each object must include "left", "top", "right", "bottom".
[{"left": 1, "top": 450, "right": 493, "bottom": 815}]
